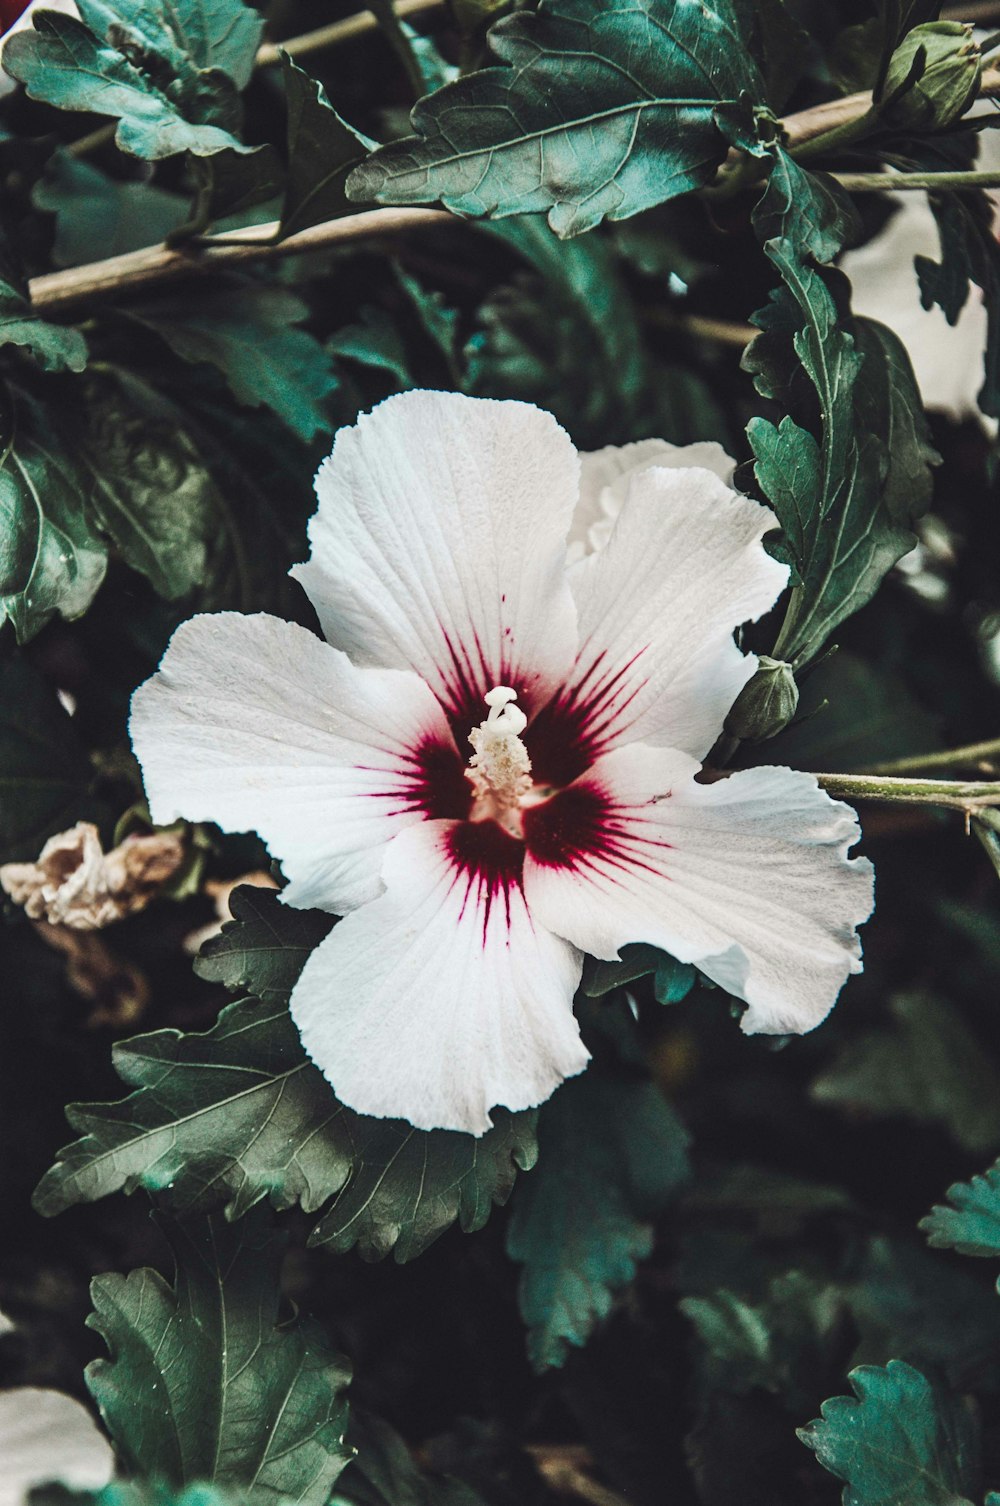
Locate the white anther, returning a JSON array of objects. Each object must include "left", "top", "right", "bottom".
[{"left": 466, "top": 686, "right": 532, "bottom": 824}]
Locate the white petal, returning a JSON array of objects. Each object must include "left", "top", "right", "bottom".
[
  {"left": 523, "top": 745, "right": 873, "bottom": 1036},
  {"left": 292, "top": 391, "right": 579, "bottom": 722},
  {"left": 131, "top": 612, "right": 460, "bottom": 914},
  {"left": 0, "top": 1388, "right": 114, "bottom": 1505},
  {"left": 289, "top": 820, "right": 587, "bottom": 1133},
  {"left": 570, "top": 438, "right": 736, "bottom": 561},
  {"left": 539, "top": 467, "right": 787, "bottom": 771},
  {"left": 842, "top": 193, "right": 992, "bottom": 429}
]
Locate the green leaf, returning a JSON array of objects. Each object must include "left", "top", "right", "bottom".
[
  {"left": 921, "top": 1161, "right": 1000, "bottom": 1257},
  {"left": 67, "top": 368, "right": 226, "bottom": 601},
  {"left": 0, "top": 655, "right": 103, "bottom": 863},
  {"left": 0, "top": 383, "right": 107, "bottom": 641},
  {"left": 36, "top": 895, "right": 538, "bottom": 1260},
  {"left": 86, "top": 1210, "right": 351, "bottom": 1500},
  {"left": 798, "top": 1360, "right": 979, "bottom": 1506},
  {"left": 34, "top": 154, "right": 187, "bottom": 266},
  {"left": 278, "top": 55, "right": 374, "bottom": 240},
  {"left": 744, "top": 147, "right": 936, "bottom": 667},
  {"left": 581, "top": 943, "right": 696, "bottom": 1005},
  {"left": 75, "top": 0, "right": 264, "bottom": 91},
  {"left": 346, "top": 0, "right": 763, "bottom": 236},
  {"left": 194, "top": 885, "right": 335, "bottom": 1006},
  {"left": 463, "top": 217, "right": 649, "bottom": 444},
  {"left": 129, "top": 285, "right": 338, "bottom": 440},
  {"left": 3, "top": 11, "right": 254, "bottom": 162},
  {"left": 812, "top": 992, "right": 1000, "bottom": 1153},
  {"left": 506, "top": 1066, "right": 690, "bottom": 1371}
]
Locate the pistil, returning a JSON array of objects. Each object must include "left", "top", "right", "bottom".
[{"left": 466, "top": 687, "right": 533, "bottom": 835}]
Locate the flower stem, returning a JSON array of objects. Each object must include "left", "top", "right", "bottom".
[
  {"left": 832, "top": 168, "right": 1000, "bottom": 191},
  {"left": 867, "top": 737, "right": 1000, "bottom": 776},
  {"left": 814, "top": 772, "right": 1000, "bottom": 813}
]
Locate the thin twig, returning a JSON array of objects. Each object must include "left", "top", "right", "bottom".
[
  {"left": 255, "top": 0, "right": 440, "bottom": 68},
  {"left": 866, "top": 737, "right": 1000, "bottom": 776},
  {"left": 833, "top": 167, "right": 1000, "bottom": 190},
  {"left": 814, "top": 772, "right": 1000, "bottom": 814},
  {"left": 28, "top": 209, "right": 455, "bottom": 313}
]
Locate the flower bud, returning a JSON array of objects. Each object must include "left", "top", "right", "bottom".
[
  {"left": 882, "top": 22, "right": 982, "bottom": 130},
  {"left": 724, "top": 657, "right": 799, "bottom": 743}
]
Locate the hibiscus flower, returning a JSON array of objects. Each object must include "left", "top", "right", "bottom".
[{"left": 131, "top": 391, "right": 873, "bottom": 1134}]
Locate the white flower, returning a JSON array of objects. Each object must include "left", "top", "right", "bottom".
[
  {"left": 131, "top": 391, "right": 873, "bottom": 1135},
  {"left": 0, "top": 1386, "right": 114, "bottom": 1505}
]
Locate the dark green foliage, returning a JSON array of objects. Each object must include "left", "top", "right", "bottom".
[
  {"left": 347, "top": 0, "right": 764, "bottom": 236},
  {"left": 86, "top": 1210, "right": 351, "bottom": 1499},
  {"left": 800, "top": 1360, "right": 981, "bottom": 1506},
  {"left": 507, "top": 1066, "right": 690, "bottom": 1370},
  {"left": 0, "top": 383, "right": 108, "bottom": 639},
  {"left": 34, "top": 155, "right": 187, "bottom": 265},
  {"left": 922, "top": 1162, "right": 1000, "bottom": 1257},
  {"left": 128, "top": 284, "right": 338, "bottom": 440},
  {"left": 0, "top": 231, "right": 87, "bottom": 370},
  {"left": 3, "top": 4, "right": 260, "bottom": 162},
  {"left": 744, "top": 147, "right": 937, "bottom": 668},
  {"left": 277, "top": 55, "right": 374, "bottom": 240},
  {"left": 36, "top": 888, "right": 538, "bottom": 1260},
  {"left": 4, "top": 6, "right": 1000, "bottom": 1504}
]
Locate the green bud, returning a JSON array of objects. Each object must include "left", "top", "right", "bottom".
[
  {"left": 882, "top": 21, "right": 982, "bottom": 130},
  {"left": 724, "top": 657, "right": 799, "bottom": 743}
]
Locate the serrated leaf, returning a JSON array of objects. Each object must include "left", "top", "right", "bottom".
[
  {"left": 278, "top": 55, "right": 374, "bottom": 240},
  {"left": 86, "top": 1210, "right": 351, "bottom": 1500},
  {"left": 194, "top": 886, "right": 335, "bottom": 1005},
  {"left": 309, "top": 1104, "right": 538, "bottom": 1261},
  {"left": 346, "top": 0, "right": 763, "bottom": 237},
  {"left": 799, "top": 1360, "right": 979, "bottom": 1506},
  {"left": 76, "top": 0, "right": 263, "bottom": 91},
  {"left": 743, "top": 147, "right": 936, "bottom": 666},
  {"left": 0, "top": 383, "right": 107, "bottom": 641},
  {"left": 922, "top": 1161, "right": 1000, "bottom": 1257},
  {"left": 3, "top": 11, "right": 254, "bottom": 161},
  {"left": 129, "top": 285, "right": 338, "bottom": 441},
  {"left": 506, "top": 1067, "right": 690, "bottom": 1371},
  {"left": 0, "top": 655, "right": 103, "bottom": 863},
  {"left": 812, "top": 992, "right": 1000, "bottom": 1153},
  {"left": 35, "top": 992, "right": 537, "bottom": 1260}
]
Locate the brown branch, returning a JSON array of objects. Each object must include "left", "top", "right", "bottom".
[
  {"left": 28, "top": 209, "right": 455, "bottom": 313},
  {"left": 527, "top": 1447, "right": 631, "bottom": 1506},
  {"left": 255, "top": 0, "right": 441, "bottom": 68}
]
